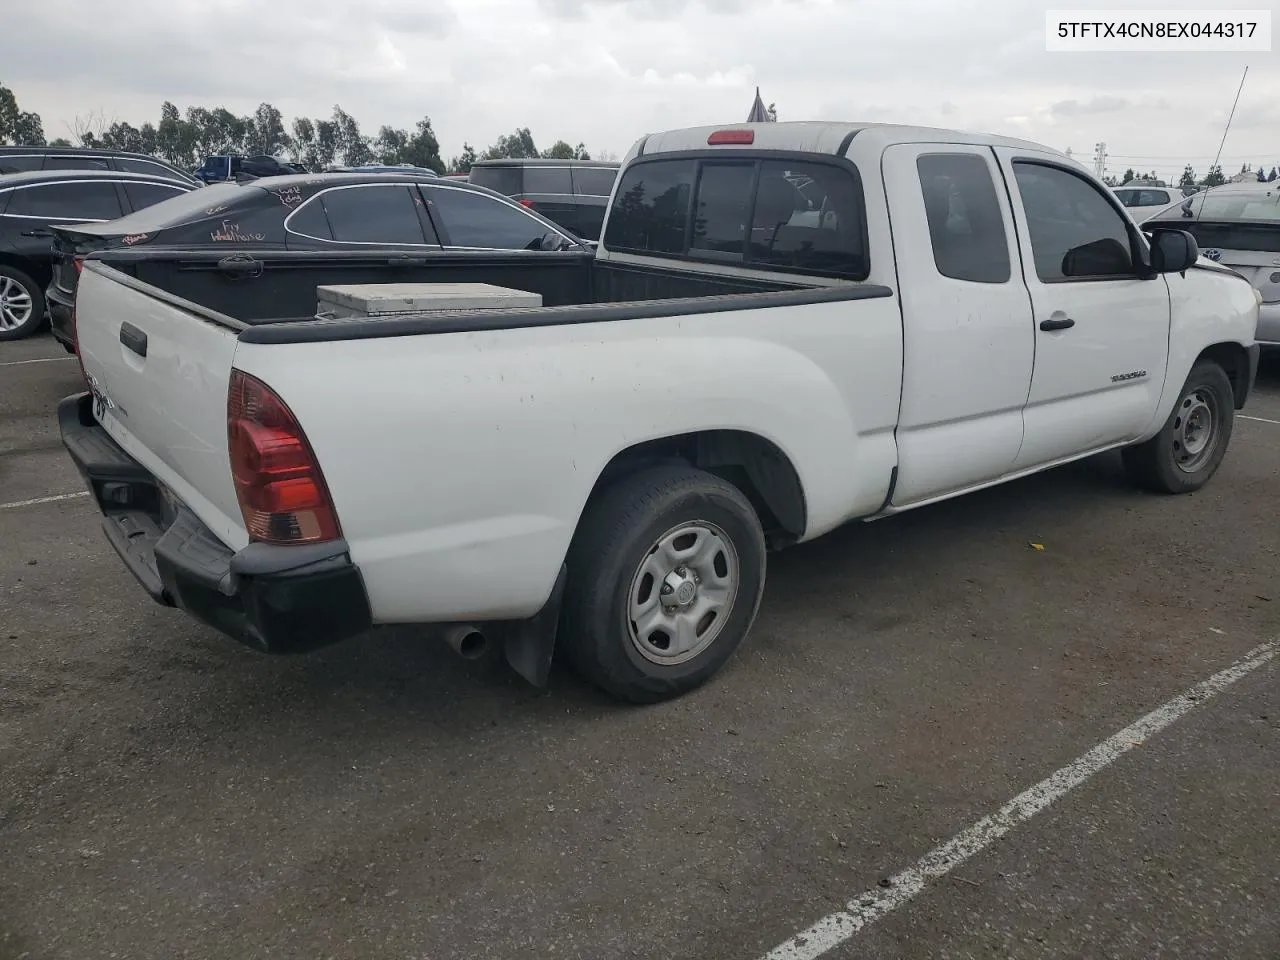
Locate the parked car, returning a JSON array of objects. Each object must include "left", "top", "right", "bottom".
[
  {"left": 1145, "top": 181, "right": 1279, "bottom": 347},
  {"left": 0, "top": 169, "right": 195, "bottom": 340},
  {"left": 46, "top": 171, "right": 585, "bottom": 350},
  {"left": 0, "top": 146, "right": 198, "bottom": 186},
  {"left": 193, "top": 155, "right": 301, "bottom": 183},
  {"left": 468, "top": 159, "right": 620, "bottom": 240},
  {"left": 60, "top": 121, "right": 1259, "bottom": 702},
  {"left": 1111, "top": 183, "right": 1174, "bottom": 220}
]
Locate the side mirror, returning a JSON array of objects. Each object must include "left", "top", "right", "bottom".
[{"left": 1149, "top": 228, "right": 1199, "bottom": 275}]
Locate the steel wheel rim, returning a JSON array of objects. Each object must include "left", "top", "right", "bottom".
[
  {"left": 1172, "top": 387, "right": 1218, "bottom": 473},
  {"left": 626, "top": 520, "right": 740, "bottom": 666},
  {"left": 0, "top": 276, "right": 33, "bottom": 330}
]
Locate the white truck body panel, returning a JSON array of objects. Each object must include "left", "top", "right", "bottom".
[
  {"left": 232, "top": 295, "right": 903, "bottom": 621},
  {"left": 74, "top": 266, "right": 248, "bottom": 550}
]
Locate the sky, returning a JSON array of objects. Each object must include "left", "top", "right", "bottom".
[{"left": 5, "top": 0, "right": 1278, "bottom": 181}]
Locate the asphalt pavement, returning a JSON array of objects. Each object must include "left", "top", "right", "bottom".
[{"left": 1, "top": 336, "right": 1277, "bottom": 960}]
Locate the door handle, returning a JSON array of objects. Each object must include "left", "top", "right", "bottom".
[
  {"left": 119, "top": 321, "right": 148, "bottom": 358},
  {"left": 20, "top": 229, "right": 51, "bottom": 238},
  {"left": 1039, "top": 317, "right": 1076, "bottom": 332}
]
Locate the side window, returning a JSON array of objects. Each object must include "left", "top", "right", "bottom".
[
  {"left": 603, "top": 159, "right": 695, "bottom": 255},
  {"left": 5, "top": 182, "right": 124, "bottom": 220},
  {"left": 424, "top": 186, "right": 552, "bottom": 249},
  {"left": 116, "top": 157, "right": 178, "bottom": 179},
  {"left": 44, "top": 155, "right": 110, "bottom": 171},
  {"left": 467, "top": 166, "right": 522, "bottom": 196},
  {"left": 690, "top": 162, "right": 754, "bottom": 260},
  {"left": 572, "top": 167, "right": 618, "bottom": 198},
  {"left": 0, "top": 155, "right": 43, "bottom": 174},
  {"left": 122, "top": 181, "right": 188, "bottom": 212},
  {"left": 916, "top": 153, "right": 1011, "bottom": 283},
  {"left": 747, "top": 160, "right": 867, "bottom": 278},
  {"left": 1140, "top": 190, "right": 1170, "bottom": 207},
  {"left": 1013, "top": 163, "right": 1133, "bottom": 281},
  {"left": 287, "top": 196, "right": 333, "bottom": 240},
  {"left": 522, "top": 167, "right": 572, "bottom": 196},
  {"left": 320, "top": 185, "right": 427, "bottom": 244}
]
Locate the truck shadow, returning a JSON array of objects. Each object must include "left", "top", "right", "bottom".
[{"left": 146, "top": 448, "right": 1143, "bottom": 736}]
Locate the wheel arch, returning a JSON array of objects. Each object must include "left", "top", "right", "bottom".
[
  {"left": 0, "top": 253, "right": 51, "bottom": 287},
  {"left": 1194, "top": 341, "right": 1253, "bottom": 410},
  {"left": 588, "top": 429, "right": 808, "bottom": 549}
]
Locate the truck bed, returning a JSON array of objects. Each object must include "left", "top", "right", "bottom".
[{"left": 89, "top": 247, "right": 821, "bottom": 330}]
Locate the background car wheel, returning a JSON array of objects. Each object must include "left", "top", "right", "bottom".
[
  {"left": 561, "top": 465, "right": 767, "bottom": 703},
  {"left": 1122, "top": 360, "right": 1234, "bottom": 494},
  {"left": 0, "top": 266, "right": 46, "bottom": 341}
]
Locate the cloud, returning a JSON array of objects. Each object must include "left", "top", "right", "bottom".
[{"left": 1050, "top": 95, "right": 1131, "bottom": 117}]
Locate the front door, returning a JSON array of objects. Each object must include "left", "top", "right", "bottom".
[
  {"left": 994, "top": 151, "right": 1172, "bottom": 469},
  {"left": 882, "top": 143, "right": 1034, "bottom": 505}
]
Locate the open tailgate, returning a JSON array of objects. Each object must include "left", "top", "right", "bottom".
[{"left": 73, "top": 261, "right": 249, "bottom": 550}]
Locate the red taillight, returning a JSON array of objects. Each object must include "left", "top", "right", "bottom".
[
  {"left": 518, "top": 198, "right": 535, "bottom": 207},
  {"left": 708, "top": 129, "right": 755, "bottom": 145},
  {"left": 227, "top": 370, "right": 341, "bottom": 544},
  {"left": 72, "top": 255, "right": 84, "bottom": 275}
]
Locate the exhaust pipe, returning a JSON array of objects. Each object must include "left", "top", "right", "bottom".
[{"left": 442, "top": 625, "right": 489, "bottom": 661}]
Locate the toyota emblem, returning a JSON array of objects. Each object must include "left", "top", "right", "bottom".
[{"left": 1203, "top": 249, "right": 1223, "bottom": 262}]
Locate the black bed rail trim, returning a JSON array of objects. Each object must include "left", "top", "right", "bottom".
[{"left": 238, "top": 282, "right": 895, "bottom": 345}]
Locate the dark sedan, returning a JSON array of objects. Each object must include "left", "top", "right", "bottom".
[
  {"left": 0, "top": 169, "right": 195, "bottom": 340},
  {"left": 47, "top": 171, "right": 587, "bottom": 349}
]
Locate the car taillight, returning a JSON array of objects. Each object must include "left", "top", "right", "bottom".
[
  {"left": 227, "top": 370, "right": 341, "bottom": 544},
  {"left": 518, "top": 198, "right": 535, "bottom": 207}
]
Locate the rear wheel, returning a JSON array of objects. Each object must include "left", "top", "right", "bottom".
[
  {"left": 561, "top": 465, "right": 767, "bottom": 703},
  {"left": 1122, "top": 361, "right": 1234, "bottom": 493},
  {"left": 0, "top": 266, "right": 46, "bottom": 341}
]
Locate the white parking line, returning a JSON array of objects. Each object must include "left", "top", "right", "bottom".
[
  {"left": 0, "top": 356, "right": 76, "bottom": 367},
  {"left": 0, "top": 492, "right": 90, "bottom": 511},
  {"left": 1239, "top": 414, "right": 1280, "bottom": 425},
  {"left": 760, "top": 639, "right": 1278, "bottom": 960}
]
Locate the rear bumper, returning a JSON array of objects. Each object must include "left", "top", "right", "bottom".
[
  {"left": 45, "top": 285, "right": 75, "bottom": 349},
  {"left": 58, "top": 392, "right": 372, "bottom": 654}
]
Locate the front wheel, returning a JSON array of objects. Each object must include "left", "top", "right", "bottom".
[
  {"left": 1122, "top": 360, "right": 1234, "bottom": 493},
  {"left": 561, "top": 465, "right": 767, "bottom": 703}
]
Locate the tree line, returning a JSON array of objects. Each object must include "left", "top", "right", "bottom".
[
  {"left": 0, "top": 82, "right": 596, "bottom": 174},
  {"left": 1106, "top": 161, "right": 1278, "bottom": 189}
]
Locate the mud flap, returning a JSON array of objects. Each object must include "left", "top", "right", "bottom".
[{"left": 501, "top": 564, "right": 567, "bottom": 687}]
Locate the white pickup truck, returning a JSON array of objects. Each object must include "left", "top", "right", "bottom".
[{"left": 60, "top": 121, "right": 1261, "bottom": 702}]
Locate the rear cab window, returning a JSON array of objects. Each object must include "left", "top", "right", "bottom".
[
  {"left": 916, "top": 153, "right": 1012, "bottom": 283},
  {"left": 603, "top": 155, "right": 868, "bottom": 279}
]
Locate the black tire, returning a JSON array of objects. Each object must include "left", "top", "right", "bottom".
[
  {"left": 0, "top": 265, "right": 47, "bottom": 341},
  {"left": 1122, "top": 361, "right": 1234, "bottom": 494},
  {"left": 561, "top": 465, "right": 767, "bottom": 703}
]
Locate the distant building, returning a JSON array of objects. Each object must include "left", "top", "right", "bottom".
[{"left": 1228, "top": 170, "right": 1255, "bottom": 183}]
